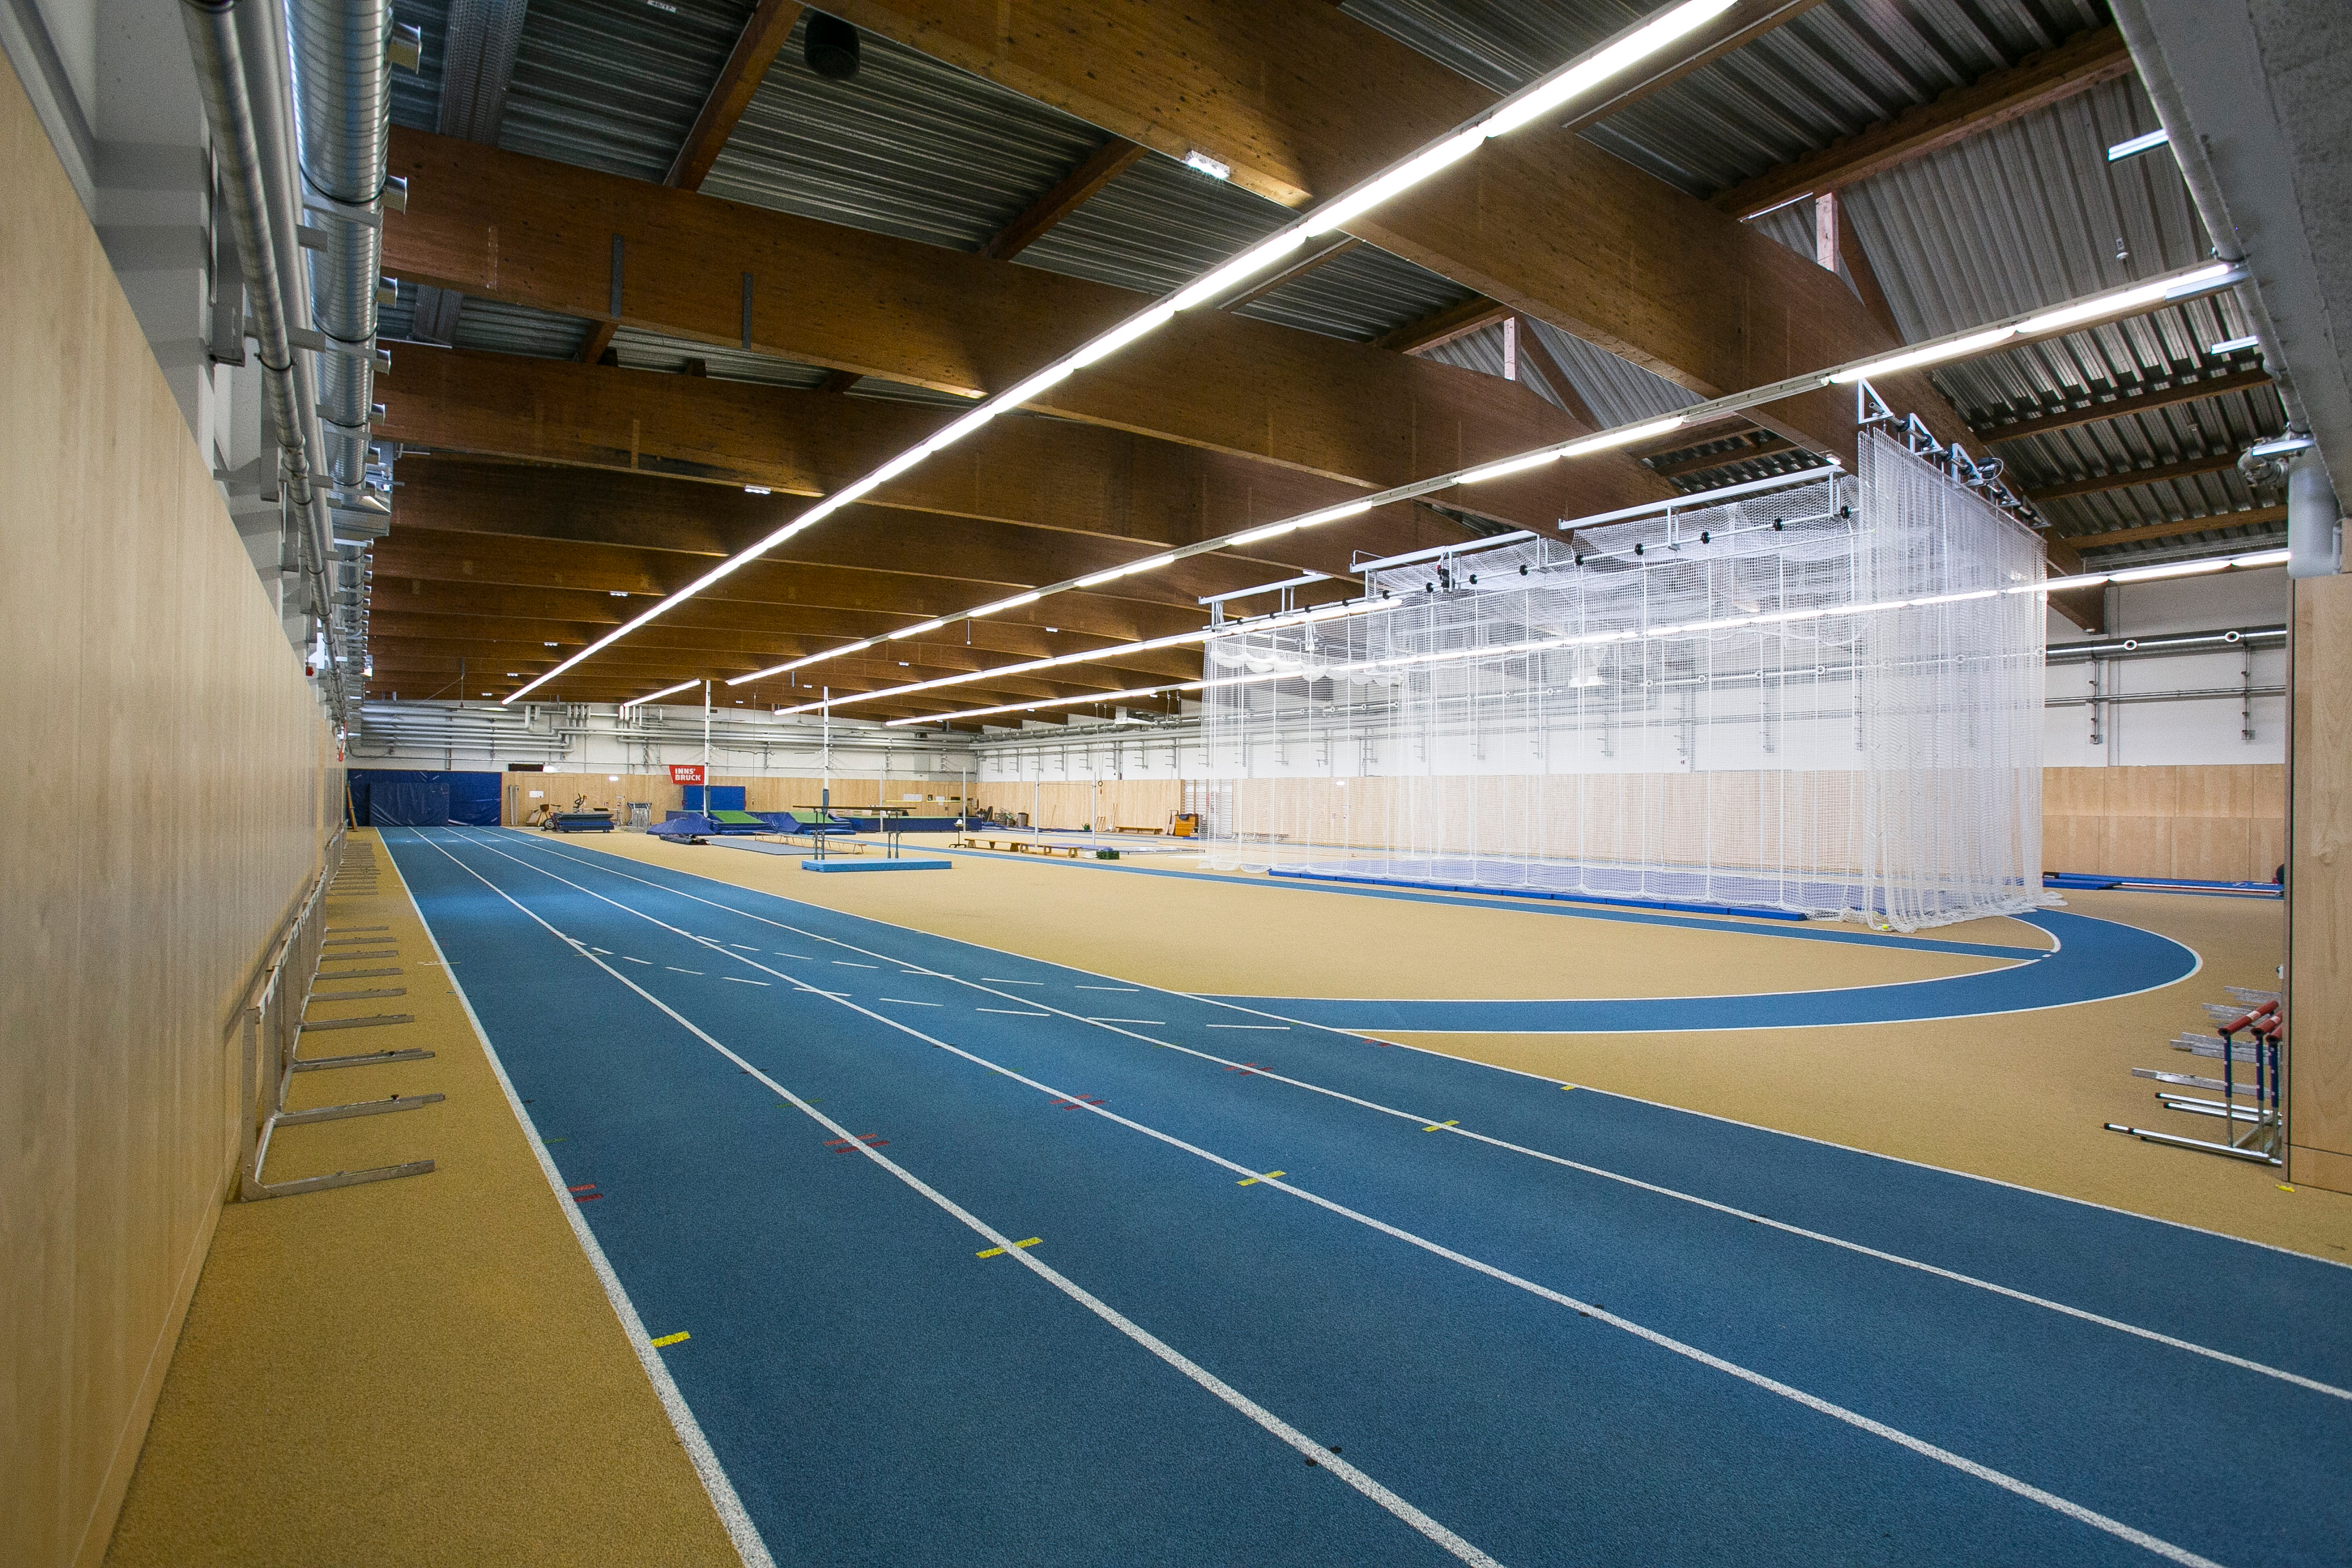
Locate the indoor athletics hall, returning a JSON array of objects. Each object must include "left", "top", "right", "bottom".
[{"left": 8, "top": 1, "right": 2352, "bottom": 1564}]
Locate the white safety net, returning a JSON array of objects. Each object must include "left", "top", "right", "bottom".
[{"left": 1197, "top": 431, "right": 2050, "bottom": 931}]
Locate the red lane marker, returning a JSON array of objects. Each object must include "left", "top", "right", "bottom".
[
  {"left": 567, "top": 1183, "right": 598, "bottom": 1193},
  {"left": 826, "top": 1134, "right": 888, "bottom": 1151},
  {"left": 1225, "top": 1063, "right": 1264, "bottom": 1076},
  {"left": 1049, "top": 1095, "right": 1107, "bottom": 1109},
  {"left": 575, "top": 1192, "right": 603, "bottom": 1202}
]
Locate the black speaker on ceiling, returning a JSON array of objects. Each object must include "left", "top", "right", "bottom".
[{"left": 805, "top": 14, "right": 861, "bottom": 80}]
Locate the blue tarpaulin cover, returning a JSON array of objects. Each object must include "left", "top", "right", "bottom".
[{"left": 349, "top": 770, "right": 501, "bottom": 826}]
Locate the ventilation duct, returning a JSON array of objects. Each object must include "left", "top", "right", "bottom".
[{"left": 804, "top": 13, "right": 860, "bottom": 80}]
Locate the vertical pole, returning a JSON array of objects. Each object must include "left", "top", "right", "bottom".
[{"left": 822, "top": 688, "right": 832, "bottom": 813}]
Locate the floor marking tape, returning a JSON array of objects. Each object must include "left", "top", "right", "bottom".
[
  {"left": 881, "top": 997, "right": 941, "bottom": 1007},
  {"left": 651, "top": 1332, "right": 691, "bottom": 1348},
  {"left": 833, "top": 961, "right": 877, "bottom": 969},
  {"left": 1206, "top": 1023, "right": 1289, "bottom": 1030},
  {"left": 1238, "top": 1171, "right": 1286, "bottom": 1186},
  {"left": 667, "top": 966, "right": 703, "bottom": 975},
  {"left": 982, "top": 978, "right": 1042, "bottom": 985},
  {"left": 975, "top": 1237, "right": 1043, "bottom": 1259},
  {"left": 978, "top": 1008, "right": 1049, "bottom": 1017},
  {"left": 1422, "top": 1120, "right": 1459, "bottom": 1133},
  {"left": 426, "top": 829, "right": 1506, "bottom": 1568},
  {"left": 722, "top": 976, "right": 770, "bottom": 986},
  {"left": 461, "top": 830, "right": 2225, "bottom": 1568},
  {"left": 480, "top": 832, "right": 2352, "bottom": 1404},
  {"left": 622, "top": 955, "right": 652, "bottom": 965},
  {"left": 1088, "top": 1017, "right": 1165, "bottom": 1025},
  {"left": 1077, "top": 985, "right": 1139, "bottom": 992}
]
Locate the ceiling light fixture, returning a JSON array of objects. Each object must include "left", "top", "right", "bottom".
[
  {"left": 744, "top": 485, "right": 772, "bottom": 495},
  {"left": 2106, "top": 128, "right": 2170, "bottom": 162},
  {"left": 2209, "top": 334, "right": 2262, "bottom": 355},
  {"left": 1183, "top": 149, "right": 1232, "bottom": 180},
  {"left": 505, "top": 0, "right": 1740, "bottom": 706},
  {"left": 623, "top": 676, "right": 703, "bottom": 708}
]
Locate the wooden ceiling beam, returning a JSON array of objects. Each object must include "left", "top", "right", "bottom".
[
  {"left": 821, "top": 0, "right": 1953, "bottom": 461},
  {"left": 978, "top": 136, "right": 1146, "bottom": 261},
  {"left": 2026, "top": 451, "right": 2243, "bottom": 503},
  {"left": 360, "top": 581, "right": 1206, "bottom": 686},
  {"left": 372, "top": 528, "right": 1213, "bottom": 641},
  {"left": 1648, "top": 434, "right": 1801, "bottom": 479},
  {"left": 1374, "top": 297, "right": 1507, "bottom": 356},
  {"left": 383, "top": 460, "right": 1375, "bottom": 612},
  {"left": 383, "top": 128, "right": 1665, "bottom": 516},
  {"left": 1712, "top": 26, "right": 2135, "bottom": 220},
  {"left": 666, "top": 0, "right": 804, "bottom": 191},
  {"left": 377, "top": 353, "right": 1472, "bottom": 564},
  {"left": 2061, "top": 505, "right": 2289, "bottom": 551},
  {"left": 364, "top": 605, "right": 1206, "bottom": 684},
  {"left": 1977, "top": 369, "right": 2274, "bottom": 444}
]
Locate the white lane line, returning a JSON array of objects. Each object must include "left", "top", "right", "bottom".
[
  {"left": 729, "top": 943, "right": 760, "bottom": 951},
  {"left": 1206, "top": 1024, "right": 1291, "bottom": 1031},
  {"left": 412, "top": 833, "right": 1503, "bottom": 1568},
  {"left": 776, "top": 951, "right": 815, "bottom": 960},
  {"left": 592, "top": 946, "right": 614, "bottom": 954},
  {"left": 1088, "top": 1017, "right": 1166, "bottom": 1026},
  {"left": 397, "top": 834, "right": 776, "bottom": 1568},
  {"left": 979, "top": 1008, "right": 1051, "bottom": 1017},
  {"left": 621, "top": 956, "right": 652, "bottom": 965},
  {"left": 723, "top": 976, "right": 770, "bottom": 987},
  {"left": 667, "top": 966, "right": 703, "bottom": 975},
  {"left": 833, "top": 960, "right": 877, "bottom": 969},
  {"left": 442, "top": 829, "right": 2229, "bottom": 1568},
  {"left": 881, "top": 997, "right": 942, "bottom": 1007},
  {"left": 491, "top": 830, "right": 2352, "bottom": 1404},
  {"left": 1077, "top": 985, "right": 1139, "bottom": 992},
  {"left": 982, "top": 978, "right": 1042, "bottom": 985}
]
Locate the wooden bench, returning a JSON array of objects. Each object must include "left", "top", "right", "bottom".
[{"left": 959, "top": 835, "right": 1086, "bottom": 858}]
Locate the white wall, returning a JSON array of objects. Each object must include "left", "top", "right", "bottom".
[{"left": 2044, "top": 567, "right": 2289, "bottom": 768}]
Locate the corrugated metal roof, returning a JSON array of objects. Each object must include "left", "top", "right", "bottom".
[
  {"left": 913, "top": 118, "right": 1474, "bottom": 343},
  {"left": 1824, "top": 75, "right": 2287, "bottom": 557},
  {"left": 703, "top": 11, "right": 1107, "bottom": 249},
  {"left": 380, "top": 280, "right": 596, "bottom": 358},
  {"left": 1339, "top": 0, "right": 2105, "bottom": 197},
  {"left": 497, "top": 0, "right": 750, "bottom": 181}
]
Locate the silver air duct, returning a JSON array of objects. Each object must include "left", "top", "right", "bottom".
[
  {"left": 288, "top": 0, "right": 393, "bottom": 491},
  {"left": 2288, "top": 459, "right": 2344, "bottom": 578}
]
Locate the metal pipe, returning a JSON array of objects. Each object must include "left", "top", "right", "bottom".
[
  {"left": 2287, "top": 459, "right": 2342, "bottom": 578},
  {"left": 287, "top": 0, "right": 391, "bottom": 488},
  {"left": 2111, "top": 2, "right": 2315, "bottom": 469}
]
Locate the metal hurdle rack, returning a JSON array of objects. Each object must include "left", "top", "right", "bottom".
[{"left": 2105, "top": 987, "right": 2283, "bottom": 1164}]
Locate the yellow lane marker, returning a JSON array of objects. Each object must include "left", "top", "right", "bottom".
[
  {"left": 2278, "top": 1184, "right": 2296, "bottom": 1193},
  {"left": 1237, "top": 1171, "right": 1286, "bottom": 1187},
  {"left": 975, "top": 1237, "right": 1042, "bottom": 1259},
  {"left": 650, "top": 1332, "right": 690, "bottom": 1348},
  {"left": 1421, "top": 1120, "right": 1459, "bottom": 1132},
  {"left": 1561, "top": 1084, "right": 1578, "bottom": 1092}
]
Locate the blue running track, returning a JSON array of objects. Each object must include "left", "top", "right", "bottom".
[{"left": 381, "top": 826, "right": 2352, "bottom": 1568}]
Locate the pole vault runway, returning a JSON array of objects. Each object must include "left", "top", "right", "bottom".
[{"left": 381, "top": 826, "right": 2351, "bottom": 1568}]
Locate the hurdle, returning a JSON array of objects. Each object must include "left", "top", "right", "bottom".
[
  {"left": 2104, "top": 986, "right": 2283, "bottom": 1164},
  {"left": 235, "top": 833, "right": 440, "bottom": 1199}
]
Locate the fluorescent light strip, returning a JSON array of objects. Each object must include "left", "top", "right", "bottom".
[
  {"left": 624, "top": 677, "right": 703, "bottom": 709},
  {"left": 507, "top": 0, "right": 1741, "bottom": 705},
  {"left": 885, "top": 549, "right": 2294, "bottom": 728},
  {"left": 2019, "top": 547, "right": 2288, "bottom": 596},
  {"left": 744, "top": 265, "right": 2248, "bottom": 706},
  {"left": 774, "top": 596, "right": 1398, "bottom": 716},
  {"left": 2107, "top": 128, "right": 2170, "bottom": 162}
]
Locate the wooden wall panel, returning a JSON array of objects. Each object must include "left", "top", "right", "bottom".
[
  {"left": 2289, "top": 573, "right": 2352, "bottom": 1192},
  {"left": 1, "top": 59, "right": 336, "bottom": 1568},
  {"left": 2041, "top": 764, "right": 2285, "bottom": 880}
]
